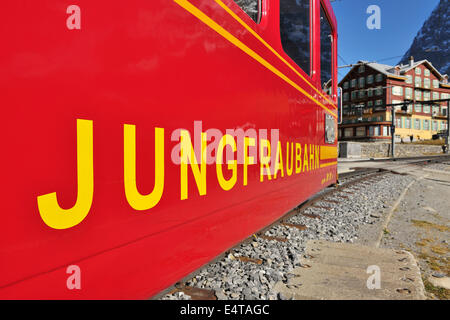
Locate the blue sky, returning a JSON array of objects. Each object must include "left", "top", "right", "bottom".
[{"left": 331, "top": 0, "right": 440, "bottom": 80}]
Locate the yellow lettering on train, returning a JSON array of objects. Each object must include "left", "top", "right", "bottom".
[
  {"left": 260, "top": 139, "right": 272, "bottom": 182},
  {"left": 273, "top": 141, "right": 284, "bottom": 179},
  {"left": 124, "top": 125, "right": 164, "bottom": 211},
  {"left": 37, "top": 119, "right": 93, "bottom": 229},
  {"left": 286, "top": 142, "right": 294, "bottom": 176},
  {"left": 303, "top": 144, "right": 309, "bottom": 172},
  {"left": 216, "top": 134, "right": 237, "bottom": 191},
  {"left": 243, "top": 137, "right": 255, "bottom": 186},
  {"left": 295, "top": 143, "right": 302, "bottom": 174},
  {"left": 315, "top": 145, "right": 320, "bottom": 170},
  {"left": 180, "top": 130, "right": 207, "bottom": 200}
]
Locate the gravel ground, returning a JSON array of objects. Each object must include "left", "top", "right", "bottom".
[
  {"left": 379, "top": 171, "right": 450, "bottom": 299},
  {"left": 160, "top": 173, "right": 414, "bottom": 300},
  {"left": 426, "top": 162, "right": 450, "bottom": 172}
]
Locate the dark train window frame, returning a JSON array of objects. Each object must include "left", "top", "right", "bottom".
[
  {"left": 320, "top": 2, "right": 335, "bottom": 97},
  {"left": 279, "top": 0, "right": 312, "bottom": 76},
  {"left": 232, "top": 0, "right": 262, "bottom": 24}
]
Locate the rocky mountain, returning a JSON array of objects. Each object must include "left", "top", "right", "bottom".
[{"left": 399, "top": 0, "right": 450, "bottom": 76}]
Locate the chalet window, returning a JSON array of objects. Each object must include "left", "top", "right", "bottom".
[
  {"left": 406, "top": 75, "right": 413, "bottom": 84},
  {"left": 356, "top": 127, "right": 365, "bottom": 136},
  {"left": 424, "top": 69, "right": 430, "bottom": 77},
  {"left": 368, "top": 88, "right": 373, "bottom": 97},
  {"left": 368, "top": 101, "right": 373, "bottom": 107},
  {"left": 405, "top": 118, "right": 412, "bottom": 128},
  {"left": 376, "top": 74, "right": 383, "bottom": 82},
  {"left": 367, "top": 75, "right": 374, "bottom": 84},
  {"left": 424, "top": 78, "right": 430, "bottom": 89},
  {"left": 405, "top": 88, "right": 412, "bottom": 99},
  {"left": 344, "top": 128, "right": 353, "bottom": 137},
  {"left": 359, "top": 90, "right": 365, "bottom": 99},
  {"left": 343, "top": 92, "right": 349, "bottom": 101},
  {"left": 320, "top": 6, "right": 333, "bottom": 93},
  {"left": 351, "top": 79, "right": 357, "bottom": 88},
  {"left": 392, "top": 86, "right": 403, "bottom": 96},
  {"left": 423, "top": 105, "right": 431, "bottom": 113},
  {"left": 423, "top": 92, "right": 430, "bottom": 101},
  {"left": 374, "top": 126, "right": 380, "bottom": 136},
  {"left": 358, "top": 65, "right": 365, "bottom": 73},
  {"left": 433, "top": 92, "right": 439, "bottom": 100},
  {"left": 415, "top": 77, "right": 422, "bottom": 87},
  {"left": 415, "top": 68, "right": 421, "bottom": 75},
  {"left": 343, "top": 81, "right": 349, "bottom": 89},
  {"left": 423, "top": 120, "right": 430, "bottom": 130},
  {"left": 351, "top": 91, "right": 356, "bottom": 100},
  {"left": 433, "top": 80, "right": 439, "bottom": 88},
  {"left": 233, "top": 0, "right": 261, "bottom": 23},
  {"left": 280, "top": 0, "right": 311, "bottom": 75},
  {"left": 375, "top": 87, "right": 383, "bottom": 96},
  {"left": 414, "top": 103, "right": 422, "bottom": 113},
  {"left": 415, "top": 90, "right": 422, "bottom": 100},
  {"left": 414, "top": 119, "right": 421, "bottom": 129},
  {"left": 432, "top": 106, "right": 440, "bottom": 115},
  {"left": 432, "top": 121, "right": 438, "bottom": 131},
  {"left": 359, "top": 77, "right": 365, "bottom": 88}
]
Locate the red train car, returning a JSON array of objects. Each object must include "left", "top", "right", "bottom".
[{"left": 0, "top": 0, "right": 338, "bottom": 299}]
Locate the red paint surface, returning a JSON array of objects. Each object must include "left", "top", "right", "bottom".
[{"left": 0, "top": 0, "right": 337, "bottom": 299}]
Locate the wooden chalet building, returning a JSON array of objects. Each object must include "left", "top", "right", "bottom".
[{"left": 338, "top": 57, "right": 450, "bottom": 142}]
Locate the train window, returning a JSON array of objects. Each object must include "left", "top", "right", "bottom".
[
  {"left": 280, "top": 0, "right": 311, "bottom": 75},
  {"left": 320, "top": 5, "right": 333, "bottom": 95},
  {"left": 232, "top": 0, "right": 261, "bottom": 23}
]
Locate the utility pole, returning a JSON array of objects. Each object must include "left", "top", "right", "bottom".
[
  {"left": 391, "top": 106, "right": 395, "bottom": 158},
  {"left": 447, "top": 100, "right": 450, "bottom": 154},
  {"left": 387, "top": 83, "right": 395, "bottom": 158}
]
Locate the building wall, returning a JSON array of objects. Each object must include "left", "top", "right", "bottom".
[
  {"left": 339, "top": 141, "right": 445, "bottom": 158},
  {"left": 360, "top": 142, "right": 444, "bottom": 158}
]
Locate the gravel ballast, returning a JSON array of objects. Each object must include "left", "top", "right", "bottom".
[{"left": 160, "top": 172, "right": 414, "bottom": 300}]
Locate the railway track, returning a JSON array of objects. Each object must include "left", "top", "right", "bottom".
[{"left": 157, "top": 155, "right": 450, "bottom": 300}]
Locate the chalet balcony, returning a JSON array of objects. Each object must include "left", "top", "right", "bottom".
[
  {"left": 395, "top": 109, "right": 413, "bottom": 115},
  {"left": 433, "top": 112, "right": 448, "bottom": 119}
]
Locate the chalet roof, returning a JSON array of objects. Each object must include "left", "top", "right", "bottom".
[
  {"left": 339, "top": 59, "right": 449, "bottom": 86},
  {"left": 359, "top": 61, "right": 398, "bottom": 76},
  {"left": 396, "top": 59, "right": 447, "bottom": 81}
]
